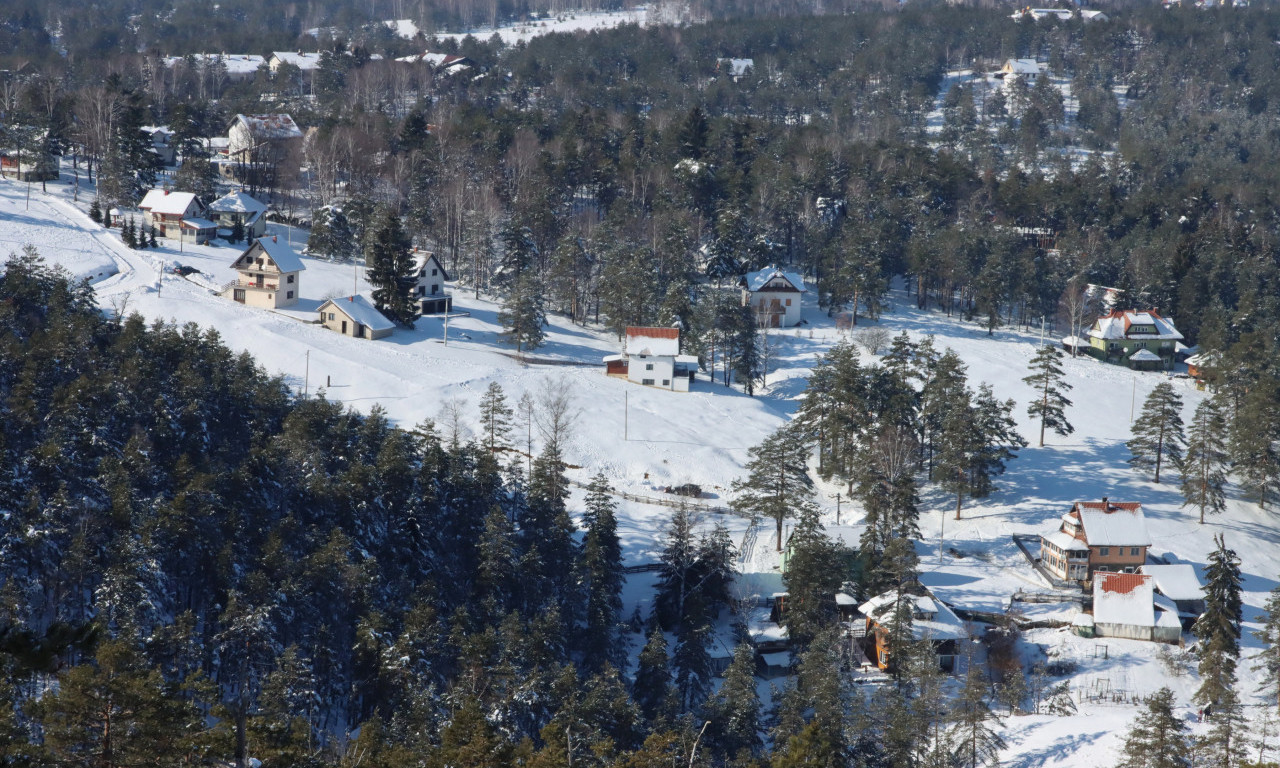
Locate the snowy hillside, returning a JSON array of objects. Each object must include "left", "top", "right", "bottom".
[{"left": 3, "top": 171, "right": 1278, "bottom": 766}]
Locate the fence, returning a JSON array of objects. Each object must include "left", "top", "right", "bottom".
[{"left": 564, "top": 477, "right": 749, "bottom": 519}]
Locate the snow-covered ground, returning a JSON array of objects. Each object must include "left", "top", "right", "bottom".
[
  {"left": 4, "top": 169, "right": 1278, "bottom": 765},
  {"left": 429, "top": 6, "right": 658, "bottom": 46}
]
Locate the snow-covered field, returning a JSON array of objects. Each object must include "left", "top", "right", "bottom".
[
  {"left": 4, "top": 170, "right": 1278, "bottom": 765},
  {"left": 429, "top": 6, "right": 657, "bottom": 46}
]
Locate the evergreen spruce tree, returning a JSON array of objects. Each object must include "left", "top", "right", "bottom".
[
  {"left": 1128, "top": 382, "right": 1186, "bottom": 484},
  {"left": 948, "top": 661, "right": 1006, "bottom": 768},
  {"left": 364, "top": 208, "right": 419, "bottom": 325},
  {"left": 1227, "top": 380, "right": 1280, "bottom": 508},
  {"left": 1022, "top": 345, "right": 1073, "bottom": 447},
  {"left": 654, "top": 505, "right": 701, "bottom": 631},
  {"left": 498, "top": 273, "right": 547, "bottom": 355},
  {"left": 782, "top": 508, "right": 849, "bottom": 653},
  {"left": 229, "top": 218, "right": 245, "bottom": 245},
  {"left": 579, "top": 473, "right": 625, "bottom": 674},
  {"left": 731, "top": 424, "right": 814, "bottom": 551},
  {"left": 123, "top": 216, "right": 136, "bottom": 249},
  {"left": 147, "top": 226, "right": 157, "bottom": 249},
  {"left": 1194, "top": 534, "right": 1244, "bottom": 711},
  {"left": 671, "top": 620, "right": 711, "bottom": 714},
  {"left": 632, "top": 627, "right": 676, "bottom": 725},
  {"left": 477, "top": 382, "right": 514, "bottom": 454},
  {"left": 89, "top": 198, "right": 102, "bottom": 224},
  {"left": 1116, "top": 687, "right": 1192, "bottom": 768},
  {"left": 732, "top": 304, "right": 764, "bottom": 395},
  {"left": 705, "top": 642, "right": 763, "bottom": 760},
  {"left": 1196, "top": 686, "right": 1249, "bottom": 768},
  {"left": 1181, "top": 398, "right": 1228, "bottom": 524},
  {"left": 1256, "top": 586, "right": 1280, "bottom": 715}
]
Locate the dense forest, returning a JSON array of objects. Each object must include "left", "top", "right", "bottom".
[{"left": 6, "top": 0, "right": 1280, "bottom": 765}]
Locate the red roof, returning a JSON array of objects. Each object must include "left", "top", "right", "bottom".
[
  {"left": 1074, "top": 501, "right": 1142, "bottom": 513},
  {"left": 626, "top": 326, "right": 679, "bottom": 340},
  {"left": 1097, "top": 572, "right": 1149, "bottom": 595}
]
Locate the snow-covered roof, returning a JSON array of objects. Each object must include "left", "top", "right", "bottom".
[
  {"left": 412, "top": 251, "right": 449, "bottom": 280},
  {"left": 1129, "top": 349, "right": 1162, "bottom": 362},
  {"left": 602, "top": 354, "right": 626, "bottom": 363},
  {"left": 1184, "top": 351, "right": 1219, "bottom": 368},
  {"left": 180, "top": 217, "right": 217, "bottom": 229},
  {"left": 761, "top": 651, "right": 791, "bottom": 667},
  {"left": 320, "top": 295, "right": 395, "bottom": 331},
  {"left": 1003, "top": 58, "right": 1041, "bottom": 75},
  {"left": 1141, "top": 564, "right": 1204, "bottom": 602},
  {"left": 271, "top": 52, "right": 323, "bottom": 70},
  {"left": 232, "top": 114, "right": 303, "bottom": 141},
  {"left": 244, "top": 237, "right": 306, "bottom": 273},
  {"left": 859, "top": 590, "right": 967, "bottom": 641},
  {"left": 625, "top": 326, "right": 680, "bottom": 357},
  {"left": 742, "top": 266, "right": 806, "bottom": 293},
  {"left": 1042, "top": 529, "right": 1089, "bottom": 552},
  {"left": 717, "top": 57, "right": 754, "bottom": 76},
  {"left": 1074, "top": 501, "right": 1150, "bottom": 547},
  {"left": 835, "top": 592, "right": 857, "bottom": 606},
  {"left": 397, "top": 52, "right": 472, "bottom": 69},
  {"left": 674, "top": 354, "right": 700, "bottom": 364},
  {"left": 208, "top": 190, "right": 267, "bottom": 216},
  {"left": 1093, "top": 573, "right": 1155, "bottom": 627},
  {"left": 1061, "top": 335, "right": 1089, "bottom": 347},
  {"left": 139, "top": 189, "right": 200, "bottom": 215},
  {"left": 163, "top": 54, "right": 265, "bottom": 75},
  {"left": 1088, "top": 309, "right": 1184, "bottom": 341},
  {"left": 384, "top": 18, "right": 420, "bottom": 38}
]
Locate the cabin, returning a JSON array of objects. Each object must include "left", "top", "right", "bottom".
[
  {"left": 716, "top": 57, "right": 754, "bottom": 80},
  {"left": 221, "top": 236, "right": 305, "bottom": 309},
  {"left": 603, "top": 326, "right": 698, "bottom": 392},
  {"left": 740, "top": 266, "right": 806, "bottom": 328},
  {"left": 207, "top": 190, "right": 268, "bottom": 239},
  {"left": 1184, "top": 351, "right": 1218, "bottom": 382},
  {"left": 1086, "top": 309, "right": 1183, "bottom": 365},
  {"left": 0, "top": 148, "right": 58, "bottom": 181},
  {"left": 1140, "top": 564, "right": 1205, "bottom": 630},
  {"left": 1039, "top": 499, "right": 1151, "bottom": 585},
  {"left": 999, "top": 58, "right": 1041, "bottom": 80},
  {"left": 412, "top": 251, "right": 452, "bottom": 315},
  {"left": 1090, "top": 572, "right": 1183, "bottom": 643},
  {"left": 138, "top": 189, "right": 208, "bottom": 241},
  {"left": 318, "top": 295, "right": 395, "bottom": 340},
  {"left": 859, "top": 588, "right": 966, "bottom": 672}
]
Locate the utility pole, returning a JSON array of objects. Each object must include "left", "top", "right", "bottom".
[
  {"left": 304, "top": 349, "right": 310, "bottom": 397},
  {"left": 624, "top": 389, "right": 629, "bottom": 440},
  {"left": 1130, "top": 377, "right": 1136, "bottom": 423},
  {"left": 443, "top": 311, "right": 449, "bottom": 346}
]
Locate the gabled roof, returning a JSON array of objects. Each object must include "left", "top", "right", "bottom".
[
  {"left": 1003, "top": 58, "right": 1041, "bottom": 74},
  {"left": 180, "top": 217, "right": 217, "bottom": 229},
  {"left": 231, "top": 114, "right": 303, "bottom": 140},
  {"left": 742, "top": 266, "right": 806, "bottom": 293},
  {"left": 1130, "top": 348, "right": 1162, "bottom": 361},
  {"left": 858, "top": 589, "right": 967, "bottom": 641},
  {"left": 413, "top": 251, "right": 450, "bottom": 281},
  {"left": 1088, "top": 309, "right": 1183, "bottom": 341},
  {"left": 162, "top": 54, "right": 265, "bottom": 75},
  {"left": 625, "top": 326, "right": 680, "bottom": 356},
  {"left": 1093, "top": 572, "right": 1155, "bottom": 627},
  {"left": 139, "top": 189, "right": 201, "bottom": 215},
  {"left": 319, "top": 295, "right": 395, "bottom": 331},
  {"left": 271, "top": 51, "right": 322, "bottom": 70},
  {"left": 208, "top": 190, "right": 268, "bottom": 216},
  {"left": 1140, "top": 564, "right": 1204, "bottom": 602},
  {"left": 237, "top": 237, "right": 306, "bottom": 273},
  {"left": 1072, "top": 501, "right": 1150, "bottom": 547}
]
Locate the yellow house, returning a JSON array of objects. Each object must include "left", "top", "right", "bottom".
[{"left": 221, "top": 237, "right": 305, "bottom": 309}]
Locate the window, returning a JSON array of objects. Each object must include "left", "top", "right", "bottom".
[
  {"left": 785, "top": 298, "right": 791, "bottom": 306},
  {"left": 1099, "top": 547, "right": 1110, "bottom": 556},
  {"left": 642, "top": 378, "right": 654, "bottom": 385},
  {"left": 287, "top": 291, "right": 294, "bottom": 299},
  {"left": 287, "top": 274, "right": 294, "bottom": 284},
  {"left": 328, "top": 312, "right": 335, "bottom": 321},
  {"left": 645, "top": 363, "right": 653, "bottom": 371},
  {"left": 662, "top": 379, "right": 670, "bottom": 386},
  {"left": 431, "top": 268, "right": 438, "bottom": 275},
  {"left": 1130, "top": 547, "right": 1140, "bottom": 556}
]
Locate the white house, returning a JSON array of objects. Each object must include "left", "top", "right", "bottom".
[
  {"left": 268, "top": 52, "right": 323, "bottom": 73},
  {"left": 221, "top": 236, "right": 305, "bottom": 309},
  {"left": 412, "top": 251, "right": 452, "bottom": 315},
  {"left": 207, "top": 190, "right": 268, "bottom": 238},
  {"left": 740, "top": 266, "right": 806, "bottom": 327},
  {"left": 141, "top": 125, "right": 176, "bottom": 166},
  {"left": 227, "top": 114, "right": 303, "bottom": 163},
  {"left": 318, "top": 295, "right": 395, "bottom": 340},
  {"left": 603, "top": 326, "right": 698, "bottom": 392},
  {"left": 1090, "top": 572, "right": 1183, "bottom": 643},
  {"left": 138, "top": 189, "right": 209, "bottom": 242}
]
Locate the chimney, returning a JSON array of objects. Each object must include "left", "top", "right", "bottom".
[
  {"left": 272, "top": 235, "right": 277, "bottom": 243},
  {"left": 1101, "top": 496, "right": 1109, "bottom": 511},
  {"left": 348, "top": 295, "right": 353, "bottom": 302}
]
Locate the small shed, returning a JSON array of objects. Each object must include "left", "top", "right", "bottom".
[
  {"left": 178, "top": 217, "right": 218, "bottom": 244},
  {"left": 1141, "top": 564, "right": 1205, "bottom": 629},
  {"left": 1092, "top": 572, "right": 1182, "bottom": 643},
  {"left": 760, "top": 651, "right": 791, "bottom": 678},
  {"left": 1128, "top": 348, "right": 1164, "bottom": 371},
  {"left": 318, "top": 295, "right": 395, "bottom": 340}
]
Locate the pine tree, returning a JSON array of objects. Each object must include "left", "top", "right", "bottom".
[
  {"left": 948, "top": 662, "right": 1006, "bottom": 768},
  {"left": 229, "top": 218, "right": 245, "bottom": 245},
  {"left": 477, "top": 382, "right": 514, "bottom": 454},
  {"left": 732, "top": 304, "right": 764, "bottom": 395},
  {"left": 123, "top": 216, "right": 136, "bottom": 248},
  {"left": 579, "top": 474, "right": 625, "bottom": 674},
  {"left": 782, "top": 509, "right": 849, "bottom": 653},
  {"left": 654, "top": 505, "right": 701, "bottom": 631},
  {"left": 1116, "top": 687, "right": 1192, "bottom": 768},
  {"left": 147, "top": 226, "right": 157, "bottom": 249},
  {"left": 364, "top": 207, "right": 418, "bottom": 325},
  {"left": 1128, "top": 382, "right": 1186, "bottom": 484},
  {"left": 1227, "top": 379, "right": 1280, "bottom": 508},
  {"left": 632, "top": 628, "right": 676, "bottom": 725},
  {"left": 1194, "top": 534, "right": 1244, "bottom": 711},
  {"left": 89, "top": 198, "right": 102, "bottom": 224},
  {"left": 1181, "top": 398, "right": 1228, "bottom": 524},
  {"left": 1255, "top": 586, "right": 1280, "bottom": 715},
  {"left": 1196, "top": 686, "right": 1249, "bottom": 768},
  {"left": 705, "top": 642, "right": 762, "bottom": 760},
  {"left": 498, "top": 273, "right": 547, "bottom": 355},
  {"left": 731, "top": 424, "right": 814, "bottom": 551},
  {"left": 1022, "top": 345, "right": 1073, "bottom": 447},
  {"left": 672, "top": 620, "right": 711, "bottom": 714}
]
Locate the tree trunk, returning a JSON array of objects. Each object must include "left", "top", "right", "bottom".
[{"left": 955, "top": 493, "right": 963, "bottom": 521}]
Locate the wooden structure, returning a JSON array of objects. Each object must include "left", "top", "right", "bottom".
[{"left": 1039, "top": 499, "right": 1150, "bottom": 585}]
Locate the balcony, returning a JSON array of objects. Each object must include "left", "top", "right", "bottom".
[{"left": 220, "top": 279, "right": 280, "bottom": 295}]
